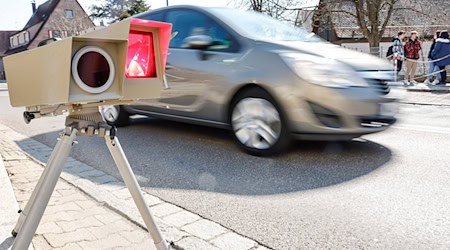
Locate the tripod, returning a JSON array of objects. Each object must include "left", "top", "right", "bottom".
[{"left": 11, "top": 108, "right": 169, "bottom": 250}]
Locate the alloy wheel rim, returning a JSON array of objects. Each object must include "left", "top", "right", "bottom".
[
  {"left": 102, "top": 105, "right": 119, "bottom": 123},
  {"left": 231, "top": 98, "right": 281, "bottom": 150}
]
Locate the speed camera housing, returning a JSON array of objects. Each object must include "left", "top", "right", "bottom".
[{"left": 4, "top": 18, "right": 172, "bottom": 108}]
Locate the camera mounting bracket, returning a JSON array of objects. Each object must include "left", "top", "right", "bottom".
[{"left": 11, "top": 110, "right": 170, "bottom": 250}]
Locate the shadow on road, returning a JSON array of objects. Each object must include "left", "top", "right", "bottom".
[{"left": 20, "top": 116, "right": 392, "bottom": 196}]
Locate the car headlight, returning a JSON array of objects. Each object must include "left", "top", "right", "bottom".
[{"left": 281, "top": 53, "right": 368, "bottom": 88}]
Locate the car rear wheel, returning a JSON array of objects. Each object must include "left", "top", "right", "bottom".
[
  {"left": 101, "top": 105, "right": 130, "bottom": 127},
  {"left": 230, "top": 88, "right": 290, "bottom": 155}
]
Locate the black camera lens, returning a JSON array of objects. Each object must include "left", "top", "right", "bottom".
[{"left": 77, "top": 51, "right": 110, "bottom": 88}]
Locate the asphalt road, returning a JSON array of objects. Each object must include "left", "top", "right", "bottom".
[{"left": 1, "top": 89, "right": 449, "bottom": 249}]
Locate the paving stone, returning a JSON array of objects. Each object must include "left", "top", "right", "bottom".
[
  {"left": 87, "top": 220, "right": 136, "bottom": 239},
  {"left": 176, "top": 237, "right": 220, "bottom": 250},
  {"left": 143, "top": 193, "right": 163, "bottom": 207},
  {"left": 75, "top": 199, "right": 98, "bottom": 209},
  {"left": 53, "top": 243, "right": 83, "bottom": 250},
  {"left": 119, "top": 230, "right": 149, "bottom": 244},
  {"left": 56, "top": 188, "right": 77, "bottom": 196},
  {"left": 181, "top": 219, "right": 227, "bottom": 241},
  {"left": 150, "top": 203, "right": 182, "bottom": 218},
  {"left": 33, "top": 235, "right": 52, "bottom": 250},
  {"left": 94, "top": 213, "right": 122, "bottom": 225},
  {"left": 253, "top": 246, "right": 271, "bottom": 250},
  {"left": 45, "top": 202, "right": 82, "bottom": 214},
  {"left": 36, "top": 221, "right": 64, "bottom": 235},
  {"left": 56, "top": 216, "right": 103, "bottom": 233},
  {"left": 44, "top": 228, "right": 97, "bottom": 248},
  {"left": 78, "top": 233, "right": 130, "bottom": 249},
  {"left": 50, "top": 193, "right": 86, "bottom": 206},
  {"left": 210, "top": 232, "right": 257, "bottom": 250},
  {"left": 112, "top": 188, "right": 132, "bottom": 200},
  {"left": 163, "top": 210, "right": 201, "bottom": 228}
]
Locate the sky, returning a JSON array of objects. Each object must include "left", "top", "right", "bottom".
[{"left": 0, "top": 0, "right": 318, "bottom": 31}]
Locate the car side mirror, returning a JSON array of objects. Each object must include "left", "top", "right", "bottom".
[
  {"left": 37, "top": 37, "right": 62, "bottom": 47},
  {"left": 184, "top": 35, "right": 213, "bottom": 50}
]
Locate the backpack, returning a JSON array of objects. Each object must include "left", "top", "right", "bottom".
[{"left": 386, "top": 45, "right": 393, "bottom": 58}]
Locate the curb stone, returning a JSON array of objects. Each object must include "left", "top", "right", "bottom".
[
  {"left": 0, "top": 154, "right": 34, "bottom": 250},
  {"left": 0, "top": 123, "right": 270, "bottom": 250}
]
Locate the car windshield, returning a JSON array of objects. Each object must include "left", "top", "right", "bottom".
[{"left": 209, "top": 8, "right": 323, "bottom": 42}]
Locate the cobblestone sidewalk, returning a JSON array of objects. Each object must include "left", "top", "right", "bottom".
[{"left": 0, "top": 123, "right": 268, "bottom": 250}]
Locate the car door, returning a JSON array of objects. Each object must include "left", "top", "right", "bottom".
[{"left": 138, "top": 9, "right": 241, "bottom": 120}]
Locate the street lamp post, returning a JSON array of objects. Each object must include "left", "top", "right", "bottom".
[{"left": 166, "top": 0, "right": 169, "bottom": 6}]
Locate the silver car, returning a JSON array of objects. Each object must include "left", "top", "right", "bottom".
[{"left": 102, "top": 6, "right": 401, "bottom": 155}]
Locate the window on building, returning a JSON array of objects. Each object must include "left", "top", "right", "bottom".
[
  {"left": 17, "top": 35, "right": 21, "bottom": 45},
  {"left": 65, "top": 9, "right": 73, "bottom": 19},
  {"left": 52, "top": 30, "right": 61, "bottom": 38},
  {"left": 24, "top": 32, "right": 29, "bottom": 43},
  {"left": 10, "top": 37, "right": 15, "bottom": 47}
]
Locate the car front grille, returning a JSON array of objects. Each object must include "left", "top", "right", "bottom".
[
  {"left": 358, "top": 71, "right": 394, "bottom": 96},
  {"left": 366, "top": 78, "right": 391, "bottom": 95}
]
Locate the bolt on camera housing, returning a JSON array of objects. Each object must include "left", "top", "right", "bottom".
[{"left": 4, "top": 18, "right": 172, "bottom": 120}]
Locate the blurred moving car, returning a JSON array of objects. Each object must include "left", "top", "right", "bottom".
[{"left": 102, "top": 6, "right": 401, "bottom": 155}]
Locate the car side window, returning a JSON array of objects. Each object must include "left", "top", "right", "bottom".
[
  {"left": 141, "top": 11, "right": 165, "bottom": 22},
  {"left": 165, "top": 9, "right": 237, "bottom": 52}
]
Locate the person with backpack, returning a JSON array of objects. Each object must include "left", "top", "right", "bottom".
[
  {"left": 431, "top": 30, "right": 450, "bottom": 85},
  {"left": 388, "top": 31, "right": 405, "bottom": 73},
  {"left": 424, "top": 31, "right": 442, "bottom": 85},
  {"left": 404, "top": 31, "right": 422, "bottom": 85}
]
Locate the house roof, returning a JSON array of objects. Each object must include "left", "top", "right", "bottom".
[
  {"left": 0, "top": 31, "right": 19, "bottom": 56},
  {"left": 5, "top": 0, "right": 61, "bottom": 55},
  {"left": 23, "top": 0, "right": 60, "bottom": 30},
  {"left": 5, "top": 0, "right": 94, "bottom": 55}
]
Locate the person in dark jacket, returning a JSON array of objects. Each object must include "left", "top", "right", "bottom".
[
  {"left": 391, "top": 31, "right": 405, "bottom": 72},
  {"left": 424, "top": 31, "right": 441, "bottom": 84},
  {"left": 431, "top": 31, "right": 450, "bottom": 85}
]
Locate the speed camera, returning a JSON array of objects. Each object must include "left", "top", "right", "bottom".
[{"left": 4, "top": 18, "right": 172, "bottom": 109}]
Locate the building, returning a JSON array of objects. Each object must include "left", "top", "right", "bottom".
[
  {"left": 0, "top": 0, "right": 95, "bottom": 79},
  {"left": 0, "top": 31, "right": 18, "bottom": 80}
]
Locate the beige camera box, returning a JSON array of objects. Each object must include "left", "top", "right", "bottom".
[{"left": 4, "top": 18, "right": 172, "bottom": 108}]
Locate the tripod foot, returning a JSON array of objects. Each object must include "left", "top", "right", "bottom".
[{"left": 12, "top": 229, "right": 17, "bottom": 237}]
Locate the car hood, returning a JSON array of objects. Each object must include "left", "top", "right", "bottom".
[{"left": 273, "top": 41, "right": 393, "bottom": 71}]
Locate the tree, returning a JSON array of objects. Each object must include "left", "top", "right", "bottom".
[
  {"left": 90, "top": 0, "right": 150, "bottom": 23},
  {"left": 236, "top": 0, "right": 310, "bottom": 23},
  {"left": 119, "top": 0, "right": 150, "bottom": 20},
  {"left": 325, "top": 0, "right": 399, "bottom": 54},
  {"left": 313, "top": 0, "right": 449, "bottom": 54}
]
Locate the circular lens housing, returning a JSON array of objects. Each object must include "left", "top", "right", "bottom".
[{"left": 72, "top": 46, "right": 115, "bottom": 94}]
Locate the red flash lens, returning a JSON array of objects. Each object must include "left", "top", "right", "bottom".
[{"left": 126, "top": 31, "right": 156, "bottom": 78}]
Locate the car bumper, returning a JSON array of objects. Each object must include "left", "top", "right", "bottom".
[{"left": 280, "top": 83, "right": 405, "bottom": 140}]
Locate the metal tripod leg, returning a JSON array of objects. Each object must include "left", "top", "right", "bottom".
[
  {"left": 12, "top": 132, "right": 66, "bottom": 237},
  {"left": 12, "top": 129, "right": 78, "bottom": 250},
  {"left": 105, "top": 136, "right": 169, "bottom": 250}
]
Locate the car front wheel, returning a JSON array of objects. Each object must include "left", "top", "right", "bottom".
[
  {"left": 230, "top": 88, "right": 290, "bottom": 155},
  {"left": 101, "top": 105, "right": 130, "bottom": 127}
]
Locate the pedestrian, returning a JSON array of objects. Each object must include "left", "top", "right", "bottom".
[
  {"left": 390, "top": 31, "right": 405, "bottom": 73},
  {"left": 431, "top": 30, "right": 450, "bottom": 85},
  {"left": 423, "top": 31, "right": 441, "bottom": 85},
  {"left": 404, "top": 31, "right": 422, "bottom": 85}
]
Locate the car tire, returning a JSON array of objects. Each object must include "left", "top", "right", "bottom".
[
  {"left": 101, "top": 105, "right": 130, "bottom": 127},
  {"left": 230, "top": 88, "right": 291, "bottom": 156}
]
